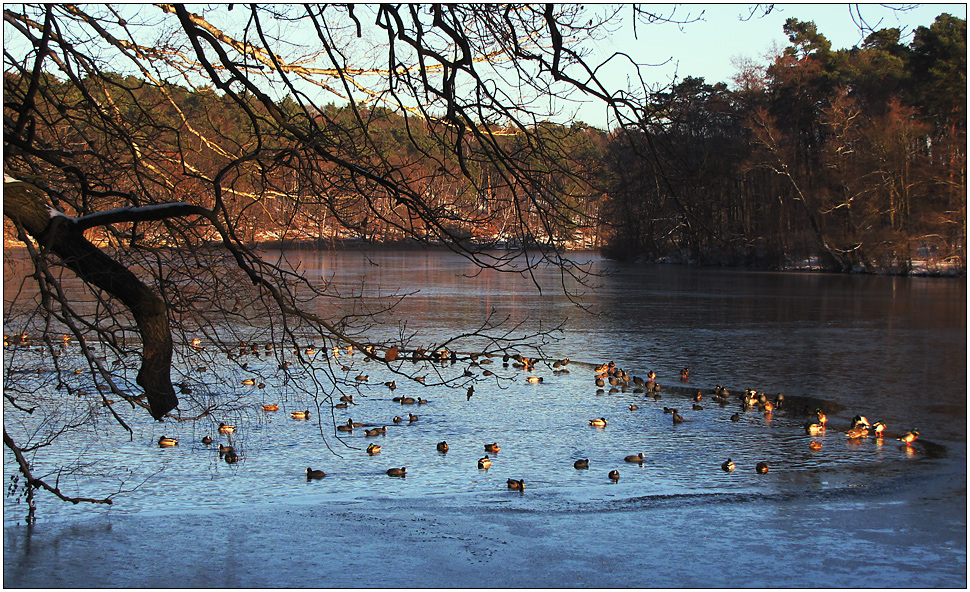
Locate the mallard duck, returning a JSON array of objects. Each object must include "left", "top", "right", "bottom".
[
  {"left": 805, "top": 422, "right": 824, "bottom": 435},
  {"left": 809, "top": 441, "right": 823, "bottom": 451},
  {"left": 608, "top": 470, "right": 620, "bottom": 481},
  {"left": 872, "top": 421, "right": 886, "bottom": 437},
  {"left": 291, "top": 410, "right": 310, "bottom": 420},
  {"left": 624, "top": 453, "right": 645, "bottom": 463},
  {"left": 305, "top": 467, "right": 326, "bottom": 480},
  {"left": 588, "top": 418, "right": 607, "bottom": 427},
  {"left": 241, "top": 378, "right": 255, "bottom": 386},
  {"left": 507, "top": 478, "right": 524, "bottom": 490},
  {"left": 846, "top": 425, "right": 869, "bottom": 439},
  {"left": 339, "top": 395, "right": 355, "bottom": 403},
  {"left": 262, "top": 403, "right": 279, "bottom": 412},
  {"left": 574, "top": 458, "right": 589, "bottom": 469},
  {"left": 730, "top": 413, "right": 740, "bottom": 422},
  {"left": 478, "top": 455, "right": 492, "bottom": 469},
  {"left": 721, "top": 458, "right": 735, "bottom": 472},
  {"left": 898, "top": 429, "right": 919, "bottom": 445},
  {"left": 629, "top": 404, "right": 639, "bottom": 411},
  {"left": 219, "top": 444, "right": 233, "bottom": 456},
  {"left": 437, "top": 441, "right": 449, "bottom": 453},
  {"left": 224, "top": 449, "right": 239, "bottom": 464},
  {"left": 201, "top": 435, "right": 213, "bottom": 445},
  {"left": 762, "top": 400, "right": 774, "bottom": 413},
  {"left": 484, "top": 443, "right": 500, "bottom": 453},
  {"left": 367, "top": 443, "right": 381, "bottom": 455},
  {"left": 526, "top": 376, "right": 543, "bottom": 384},
  {"left": 218, "top": 423, "right": 235, "bottom": 434},
  {"left": 755, "top": 461, "right": 769, "bottom": 474},
  {"left": 850, "top": 415, "right": 870, "bottom": 429},
  {"left": 672, "top": 411, "right": 685, "bottom": 424},
  {"left": 386, "top": 467, "right": 407, "bottom": 477},
  {"left": 158, "top": 436, "right": 179, "bottom": 447}
]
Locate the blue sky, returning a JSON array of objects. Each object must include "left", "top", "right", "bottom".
[{"left": 571, "top": 3, "right": 967, "bottom": 127}]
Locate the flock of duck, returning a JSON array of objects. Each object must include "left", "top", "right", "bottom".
[
  {"left": 150, "top": 347, "right": 920, "bottom": 491},
  {"left": 5, "top": 332, "right": 922, "bottom": 490}
]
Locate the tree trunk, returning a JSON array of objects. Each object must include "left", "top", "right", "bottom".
[{"left": 3, "top": 179, "right": 178, "bottom": 420}]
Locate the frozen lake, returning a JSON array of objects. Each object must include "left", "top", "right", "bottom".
[{"left": 4, "top": 248, "right": 966, "bottom": 587}]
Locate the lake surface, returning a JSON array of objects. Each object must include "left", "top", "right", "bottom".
[{"left": 3, "top": 248, "right": 966, "bottom": 587}]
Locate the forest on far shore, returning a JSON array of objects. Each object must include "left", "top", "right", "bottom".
[{"left": 5, "top": 14, "right": 965, "bottom": 275}]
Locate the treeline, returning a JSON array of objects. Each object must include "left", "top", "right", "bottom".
[
  {"left": 603, "top": 14, "right": 966, "bottom": 273},
  {"left": 5, "top": 15, "right": 964, "bottom": 273}
]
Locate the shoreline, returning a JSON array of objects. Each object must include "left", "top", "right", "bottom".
[{"left": 4, "top": 238, "right": 965, "bottom": 278}]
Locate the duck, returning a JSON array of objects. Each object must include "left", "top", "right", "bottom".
[
  {"left": 336, "top": 422, "right": 354, "bottom": 432},
  {"left": 692, "top": 404, "right": 703, "bottom": 411},
  {"left": 755, "top": 461, "right": 769, "bottom": 474},
  {"left": 573, "top": 459, "right": 589, "bottom": 469},
  {"left": 400, "top": 397, "right": 416, "bottom": 405},
  {"left": 663, "top": 407, "right": 675, "bottom": 414},
  {"left": 365, "top": 426, "right": 387, "bottom": 437},
  {"left": 624, "top": 453, "right": 645, "bottom": 463},
  {"left": 872, "top": 421, "right": 887, "bottom": 437},
  {"left": 335, "top": 402, "right": 348, "bottom": 409},
  {"left": 367, "top": 443, "right": 382, "bottom": 455},
  {"left": 339, "top": 395, "right": 355, "bottom": 403},
  {"left": 629, "top": 404, "right": 639, "bottom": 411},
  {"left": 478, "top": 455, "right": 492, "bottom": 469},
  {"left": 218, "top": 423, "right": 235, "bottom": 434},
  {"left": 417, "top": 398, "right": 428, "bottom": 405},
  {"left": 407, "top": 413, "right": 418, "bottom": 422},
  {"left": 241, "top": 378, "right": 256, "bottom": 386},
  {"left": 809, "top": 441, "right": 823, "bottom": 451},
  {"left": 898, "top": 429, "right": 919, "bottom": 445},
  {"left": 507, "top": 478, "right": 525, "bottom": 491},
  {"left": 484, "top": 443, "right": 500, "bottom": 453},
  {"left": 588, "top": 418, "right": 607, "bottom": 427},
  {"left": 526, "top": 376, "right": 543, "bottom": 384},
  {"left": 608, "top": 470, "right": 620, "bottom": 481},
  {"left": 158, "top": 436, "right": 179, "bottom": 447},
  {"left": 386, "top": 467, "right": 407, "bottom": 477},
  {"left": 672, "top": 411, "right": 685, "bottom": 424},
  {"left": 218, "top": 444, "right": 233, "bottom": 457},
  {"left": 201, "top": 435, "right": 213, "bottom": 445},
  {"left": 730, "top": 413, "right": 740, "bottom": 422},
  {"left": 436, "top": 441, "right": 449, "bottom": 453},
  {"left": 721, "top": 458, "right": 735, "bottom": 472},
  {"left": 846, "top": 425, "right": 869, "bottom": 439},
  {"left": 305, "top": 467, "right": 326, "bottom": 480},
  {"left": 262, "top": 403, "right": 279, "bottom": 412},
  {"left": 291, "top": 409, "right": 310, "bottom": 420},
  {"left": 392, "top": 416, "right": 403, "bottom": 423},
  {"left": 850, "top": 415, "right": 870, "bottom": 429},
  {"left": 224, "top": 449, "right": 239, "bottom": 464}
]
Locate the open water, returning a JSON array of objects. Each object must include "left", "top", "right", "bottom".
[{"left": 3, "top": 248, "right": 966, "bottom": 587}]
